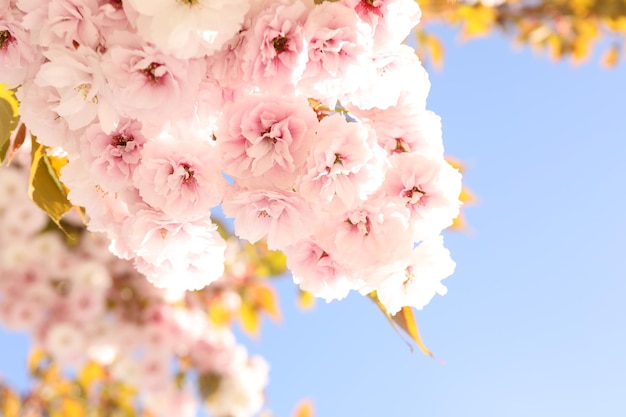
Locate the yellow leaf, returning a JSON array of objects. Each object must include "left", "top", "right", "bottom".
[
  {"left": 297, "top": 289, "right": 316, "bottom": 311},
  {"left": 250, "top": 242, "right": 287, "bottom": 278},
  {"left": 0, "top": 84, "right": 19, "bottom": 163},
  {"left": 208, "top": 300, "right": 233, "bottom": 327},
  {"left": 54, "top": 398, "right": 84, "bottom": 417},
  {"left": 427, "top": 34, "right": 444, "bottom": 69},
  {"left": 0, "top": 85, "right": 18, "bottom": 114},
  {"left": 607, "top": 16, "right": 626, "bottom": 32},
  {"left": 458, "top": 186, "right": 477, "bottom": 206},
  {"left": 239, "top": 303, "right": 260, "bottom": 337},
  {"left": 601, "top": 44, "right": 620, "bottom": 68},
  {"left": 28, "top": 348, "right": 47, "bottom": 375},
  {"left": 459, "top": 4, "right": 496, "bottom": 38},
  {"left": 61, "top": 398, "right": 85, "bottom": 417},
  {"left": 570, "top": 0, "right": 593, "bottom": 16},
  {"left": 0, "top": 385, "right": 21, "bottom": 417},
  {"left": 78, "top": 362, "right": 104, "bottom": 390},
  {"left": 292, "top": 399, "right": 314, "bottom": 417},
  {"left": 546, "top": 33, "right": 564, "bottom": 61},
  {"left": 571, "top": 37, "right": 591, "bottom": 63},
  {"left": 255, "top": 283, "right": 281, "bottom": 321},
  {"left": 449, "top": 212, "right": 467, "bottom": 231},
  {"left": 28, "top": 138, "right": 73, "bottom": 231},
  {"left": 368, "top": 292, "right": 442, "bottom": 362},
  {"left": 445, "top": 156, "right": 464, "bottom": 172},
  {"left": 394, "top": 306, "right": 440, "bottom": 361}
]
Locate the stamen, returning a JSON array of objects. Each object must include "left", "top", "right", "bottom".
[
  {"left": 141, "top": 62, "right": 164, "bottom": 84},
  {"left": 272, "top": 36, "right": 289, "bottom": 53},
  {"left": 0, "top": 31, "right": 12, "bottom": 50},
  {"left": 112, "top": 134, "right": 133, "bottom": 147}
]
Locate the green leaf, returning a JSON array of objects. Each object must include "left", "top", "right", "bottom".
[{"left": 28, "top": 138, "right": 73, "bottom": 231}]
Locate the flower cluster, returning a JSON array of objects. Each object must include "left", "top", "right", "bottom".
[
  {"left": 0, "top": 159, "right": 269, "bottom": 417},
  {"left": 2, "top": 0, "right": 461, "bottom": 312}
]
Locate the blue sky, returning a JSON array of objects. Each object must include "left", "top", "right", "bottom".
[{"left": 2, "top": 25, "right": 626, "bottom": 417}]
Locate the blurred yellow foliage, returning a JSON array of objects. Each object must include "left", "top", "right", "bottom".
[
  {"left": 417, "top": 0, "right": 626, "bottom": 67},
  {"left": 292, "top": 399, "right": 314, "bottom": 417}
]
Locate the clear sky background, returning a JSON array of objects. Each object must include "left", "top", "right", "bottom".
[{"left": 1, "top": 24, "right": 626, "bottom": 417}]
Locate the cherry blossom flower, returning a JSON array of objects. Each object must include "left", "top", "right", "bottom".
[
  {"left": 35, "top": 46, "right": 108, "bottom": 131},
  {"left": 345, "top": 44, "right": 430, "bottom": 111},
  {"left": 19, "top": 0, "right": 101, "bottom": 49},
  {"left": 222, "top": 187, "right": 313, "bottom": 250},
  {"left": 6, "top": 0, "right": 460, "bottom": 322},
  {"left": 80, "top": 118, "right": 147, "bottom": 193},
  {"left": 297, "top": 114, "right": 385, "bottom": 210},
  {"left": 126, "top": 0, "right": 250, "bottom": 59},
  {"left": 100, "top": 32, "right": 204, "bottom": 129},
  {"left": 376, "top": 237, "right": 455, "bottom": 314},
  {"left": 0, "top": 9, "right": 40, "bottom": 88},
  {"left": 44, "top": 321, "right": 86, "bottom": 365},
  {"left": 298, "top": 1, "right": 373, "bottom": 102},
  {"left": 15, "top": 79, "right": 79, "bottom": 151},
  {"left": 355, "top": 107, "right": 444, "bottom": 160},
  {"left": 285, "top": 238, "right": 354, "bottom": 302},
  {"left": 316, "top": 198, "right": 414, "bottom": 287},
  {"left": 206, "top": 354, "right": 269, "bottom": 417},
  {"left": 383, "top": 153, "right": 462, "bottom": 240},
  {"left": 341, "top": 0, "right": 421, "bottom": 48},
  {"left": 217, "top": 93, "right": 317, "bottom": 189},
  {"left": 133, "top": 128, "right": 226, "bottom": 220},
  {"left": 123, "top": 209, "right": 227, "bottom": 291},
  {"left": 241, "top": 0, "right": 309, "bottom": 91}
]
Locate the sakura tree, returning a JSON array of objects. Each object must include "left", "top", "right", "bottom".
[{"left": 0, "top": 0, "right": 463, "bottom": 415}]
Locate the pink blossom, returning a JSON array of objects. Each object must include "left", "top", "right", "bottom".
[
  {"left": 144, "top": 386, "right": 198, "bottom": 417},
  {"left": 297, "top": 114, "right": 385, "bottom": 210},
  {"left": 285, "top": 238, "right": 354, "bottom": 302},
  {"left": 44, "top": 321, "right": 86, "bottom": 365},
  {"left": 133, "top": 129, "right": 226, "bottom": 220},
  {"left": 188, "top": 327, "right": 240, "bottom": 373},
  {"left": 216, "top": 93, "right": 317, "bottom": 190},
  {"left": 35, "top": 46, "right": 108, "bottom": 131},
  {"left": 242, "top": 0, "right": 309, "bottom": 91},
  {"left": 0, "top": 14, "right": 40, "bottom": 88},
  {"left": 100, "top": 32, "right": 204, "bottom": 129},
  {"left": 0, "top": 299, "right": 46, "bottom": 330},
  {"left": 205, "top": 353, "right": 269, "bottom": 417},
  {"left": 344, "top": 44, "right": 430, "bottom": 111},
  {"left": 355, "top": 107, "right": 444, "bottom": 160},
  {"left": 222, "top": 187, "right": 313, "bottom": 250},
  {"left": 80, "top": 118, "right": 147, "bottom": 193},
  {"left": 376, "top": 237, "right": 455, "bottom": 314},
  {"left": 299, "top": 1, "right": 372, "bottom": 103},
  {"left": 20, "top": 0, "right": 102, "bottom": 49},
  {"left": 340, "top": 0, "right": 421, "bottom": 48},
  {"left": 66, "top": 286, "right": 107, "bottom": 322},
  {"left": 61, "top": 157, "right": 132, "bottom": 236},
  {"left": 316, "top": 198, "right": 413, "bottom": 286},
  {"left": 126, "top": 0, "right": 249, "bottom": 59},
  {"left": 94, "top": 0, "right": 132, "bottom": 35},
  {"left": 15, "top": 79, "right": 79, "bottom": 151},
  {"left": 123, "top": 209, "right": 226, "bottom": 291},
  {"left": 383, "top": 153, "right": 462, "bottom": 240}
]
